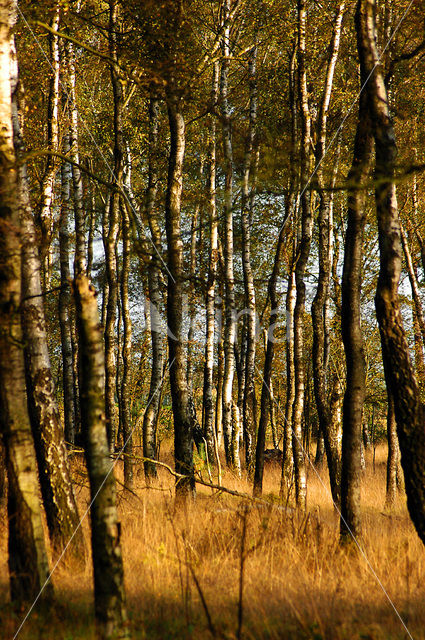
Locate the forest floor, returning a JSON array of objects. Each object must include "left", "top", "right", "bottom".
[{"left": 0, "top": 443, "right": 424, "bottom": 640}]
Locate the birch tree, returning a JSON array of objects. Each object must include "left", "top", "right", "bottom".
[{"left": 0, "top": 0, "right": 52, "bottom": 603}]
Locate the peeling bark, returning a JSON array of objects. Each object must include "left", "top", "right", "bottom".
[
  {"left": 12, "top": 55, "right": 84, "bottom": 562},
  {"left": 0, "top": 0, "right": 53, "bottom": 603}
]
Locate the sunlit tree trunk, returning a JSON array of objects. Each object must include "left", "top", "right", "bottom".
[
  {"left": 74, "top": 275, "right": 128, "bottom": 638},
  {"left": 12, "top": 63, "right": 84, "bottom": 562},
  {"left": 143, "top": 95, "right": 163, "bottom": 480},
  {"left": 104, "top": 0, "right": 124, "bottom": 450},
  {"left": 384, "top": 392, "right": 400, "bottom": 510},
  {"left": 292, "top": 0, "right": 311, "bottom": 510},
  {"left": 187, "top": 159, "right": 202, "bottom": 394},
  {"left": 241, "top": 44, "right": 258, "bottom": 475},
  {"left": 203, "top": 61, "right": 219, "bottom": 463},
  {"left": 220, "top": 0, "right": 236, "bottom": 467},
  {"left": 120, "top": 205, "right": 133, "bottom": 488},
  {"left": 38, "top": 8, "right": 60, "bottom": 288},
  {"left": 400, "top": 223, "right": 425, "bottom": 350},
  {"left": 234, "top": 332, "right": 246, "bottom": 471},
  {"left": 63, "top": 39, "right": 86, "bottom": 277},
  {"left": 281, "top": 268, "right": 296, "bottom": 498},
  {"left": 0, "top": 1, "right": 52, "bottom": 602},
  {"left": 86, "top": 177, "right": 96, "bottom": 279},
  {"left": 215, "top": 288, "right": 225, "bottom": 447},
  {"left": 166, "top": 92, "right": 195, "bottom": 500}
]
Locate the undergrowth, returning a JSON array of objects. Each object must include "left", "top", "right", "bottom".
[{"left": 0, "top": 444, "right": 423, "bottom": 639}]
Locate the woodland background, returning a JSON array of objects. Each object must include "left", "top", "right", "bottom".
[{"left": 1, "top": 0, "right": 425, "bottom": 638}]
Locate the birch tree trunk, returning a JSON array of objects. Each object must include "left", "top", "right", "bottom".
[
  {"left": 62, "top": 36, "right": 85, "bottom": 443},
  {"left": 143, "top": 95, "right": 164, "bottom": 480},
  {"left": 166, "top": 94, "right": 195, "bottom": 500},
  {"left": 241, "top": 44, "right": 258, "bottom": 475},
  {"left": 220, "top": 0, "right": 236, "bottom": 467},
  {"left": 63, "top": 39, "right": 86, "bottom": 277},
  {"left": 311, "top": 2, "right": 344, "bottom": 507},
  {"left": 120, "top": 205, "right": 133, "bottom": 488},
  {"left": 74, "top": 275, "right": 128, "bottom": 638},
  {"left": 215, "top": 288, "right": 225, "bottom": 447},
  {"left": 292, "top": 0, "right": 311, "bottom": 510},
  {"left": 59, "top": 132, "right": 76, "bottom": 445},
  {"left": 38, "top": 8, "right": 60, "bottom": 288},
  {"left": 0, "top": 0, "right": 52, "bottom": 602},
  {"left": 281, "top": 268, "right": 296, "bottom": 498},
  {"left": 358, "top": 0, "right": 425, "bottom": 545},
  {"left": 340, "top": 4, "right": 373, "bottom": 541},
  {"left": 254, "top": 220, "right": 288, "bottom": 496},
  {"left": 202, "top": 61, "right": 219, "bottom": 463},
  {"left": 12, "top": 62, "right": 84, "bottom": 561},
  {"left": 103, "top": 0, "right": 124, "bottom": 450},
  {"left": 400, "top": 223, "right": 425, "bottom": 350},
  {"left": 187, "top": 159, "right": 202, "bottom": 393},
  {"left": 384, "top": 392, "right": 401, "bottom": 510}
]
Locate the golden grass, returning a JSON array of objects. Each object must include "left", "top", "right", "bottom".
[{"left": 1, "top": 443, "right": 424, "bottom": 639}]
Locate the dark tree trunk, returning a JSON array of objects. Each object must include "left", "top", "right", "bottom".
[
  {"left": 120, "top": 206, "right": 133, "bottom": 488},
  {"left": 340, "top": 0, "right": 373, "bottom": 542},
  {"left": 59, "top": 133, "right": 76, "bottom": 445},
  {"left": 311, "top": 2, "right": 344, "bottom": 506},
  {"left": 358, "top": 0, "right": 425, "bottom": 545},
  {"left": 254, "top": 220, "right": 288, "bottom": 496}
]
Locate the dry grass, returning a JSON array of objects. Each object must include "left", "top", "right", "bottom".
[{"left": 1, "top": 443, "right": 424, "bottom": 639}]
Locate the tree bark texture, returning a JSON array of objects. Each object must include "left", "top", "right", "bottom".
[
  {"left": 203, "top": 61, "right": 219, "bottom": 464},
  {"left": 220, "top": 0, "right": 237, "bottom": 468},
  {"left": 241, "top": 44, "right": 258, "bottom": 475},
  {"left": 63, "top": 39, "right": 86, "bottom": 277},
  {"left": 358, "top": 0, "right": 425, "bottom": 546},
  {"left": 73, "top": 275, "right": 128, "bottom": 639},
  {"left": 254, "top": 221, "right": 288, "bottom": 496},
  {"left": 141, "top": 97, "right": 164, "bottom": 479},
  {"left": 166, "top": 97, "right": 195, "bottom": 500},
  {"left": 120, "top": 206, "right": 133, "bottom": 488},
  {"left": 59, "top": 132, "right": 76, "bottom": 444},
  {"left": 104, "top": 0, "right": 124, "bottom": 451},
  {"left": 292, "top": 0, "right": 311, "bottom": 510},
  {"left": 340, "top": 1, "right": 373, "bottom": 542},
  {"left": 384, "top": 392, "right": 400, "bottom": 510},
  {"left": 38, "top": 9, "right": 60, "bottom": 286},
  {"left": 0, "top": 0, "right": 53, "bottom": 603},
  {"left": 281, "top": 269, "right": 296, "bottom": 499},
  {"left": 12, "top": 64, "right": 84, "bottom": 562},
  {"left": 311, "top": 2, "right": 344, "bottom": 507}
]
